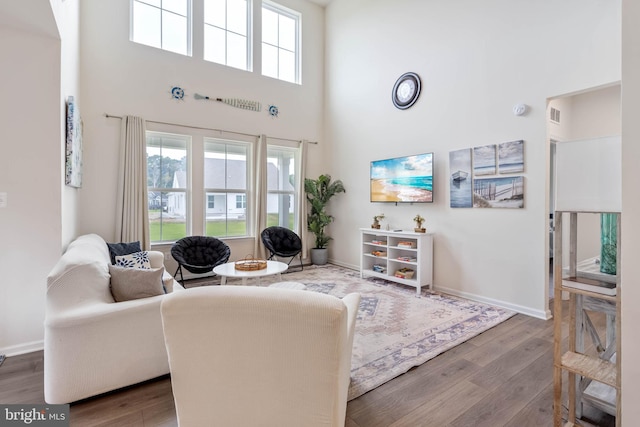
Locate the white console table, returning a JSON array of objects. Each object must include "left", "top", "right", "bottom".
[{"left": 360, "top": 228, "right": 433, "bottom": 295}]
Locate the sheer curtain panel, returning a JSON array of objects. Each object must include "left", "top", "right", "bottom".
[{"left": 253, "top": 134, "right": 268, "bottom": 258}]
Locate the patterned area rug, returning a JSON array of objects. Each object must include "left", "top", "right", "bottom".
[{"left": 193, "top": 264, "right": 516, "bottom": 401}]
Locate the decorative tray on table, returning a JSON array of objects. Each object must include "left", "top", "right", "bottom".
[{"left": 235, "top": 256, "right": 268, "bottom": 271}]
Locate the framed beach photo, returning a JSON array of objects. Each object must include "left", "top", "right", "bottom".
[
  {"left": 449, "top": 148, "right": 472, "bottom": 208},
  {"left": 65, "top": 96, "right": 83, "bottom": 188},
  {"left": 473, "top": 176, "right": 524, "bottom": 208},
  {"left": 498, "top": 140, "right": 524, "bottom": 174},
  {"left": 473, "top": 144, "right": 496, "bottom": 176}
]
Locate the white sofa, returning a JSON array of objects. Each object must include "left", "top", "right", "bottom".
[{"left": 44, "top": 233, "right": 182, "bottom": 404}]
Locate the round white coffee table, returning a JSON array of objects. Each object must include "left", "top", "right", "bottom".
[{"left": 213, "top": 260, "right": 288, "bottom": 285}]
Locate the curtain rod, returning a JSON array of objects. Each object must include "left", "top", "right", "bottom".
[{"left": 104, "top": 113, "right": 318, "bottom": 144}]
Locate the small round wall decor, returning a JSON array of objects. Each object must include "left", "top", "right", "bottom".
[
  {"left": 170, "top": 86, "right": 185, "bottom": 101},
  {"left": 392, "top": 72, "right": 421, "bottom": 110}
]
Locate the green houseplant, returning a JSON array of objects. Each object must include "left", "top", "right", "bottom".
[{"left": 304, "top": 174, "right": 346, "bottom": 265}]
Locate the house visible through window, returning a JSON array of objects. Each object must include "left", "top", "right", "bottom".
[
  {"left": 267, "top": 145, "right": 297, "bottom": 230},
  {"left": 204, "top": 0, "right": 251, "bottom": 70},
  {"left": 262, "top": 1, "right": 300, "bottom": 84},
  {"left": 131, "top": 0, "right": 191, "bottom": 56},
  {"left": 146, "top": 132, "right": 189, "bottom": 243},
  {"left": 204, "top": 139, "right": 250, "bottom": 238}
]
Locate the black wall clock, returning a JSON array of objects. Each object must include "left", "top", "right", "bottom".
[{"left": 392, "top": 72, "right": 421, "bottom": 110}]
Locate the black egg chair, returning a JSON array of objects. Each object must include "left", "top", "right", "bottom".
[
  {"left": 171, "top": 236, "right": 231, "bottom": 284},
  {"left": 261, "top": 226, "right": 303, "bottom": 271}
]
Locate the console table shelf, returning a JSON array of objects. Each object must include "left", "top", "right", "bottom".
[
  {"left": 553, "top": 211, "right": 621, "bottom": 426},
  {"left": 360, "top": 228, "right": 433, "bottom": 295}
]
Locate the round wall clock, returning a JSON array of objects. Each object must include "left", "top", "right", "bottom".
[{"left": 392, "top": 72, "right": 421, "bottom": 110}]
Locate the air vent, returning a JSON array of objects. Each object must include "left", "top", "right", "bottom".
[{"left": 550, "top": 107, "right": 561, "bottom": 124}]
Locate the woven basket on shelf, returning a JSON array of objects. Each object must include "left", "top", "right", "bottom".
[{"left": 234, "top": 255, "right": 267, "bottom": 271}]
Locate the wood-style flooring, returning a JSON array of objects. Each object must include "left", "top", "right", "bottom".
[{"left": 0, "top": 301, "right": 615, "bottom": 426}]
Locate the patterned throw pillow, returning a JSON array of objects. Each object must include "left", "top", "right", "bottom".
[{"left": 115, "top": 251, "right": 151, "bottom": 269}]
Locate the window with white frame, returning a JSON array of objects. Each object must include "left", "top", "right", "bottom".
[
  {"left": 262, "top": 1, "right": 301, "bottom": 84},
  {"left": 146, "top": 132, "right": 190, "bottom": 243},
  {"left": 204, "top": 139, "right": 250, "bottom": 237},
  {"left": 266, "top": 145, "right": 298, "bottom": 231},
  {"left": 204, "top": 0, "right": 251, "bottom": 70},
  {"left": 131, "top": 0, "right": 191, "bottom": 55}
]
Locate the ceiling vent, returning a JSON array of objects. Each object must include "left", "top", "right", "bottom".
[{"left": 550, "top": 107, "right": 561, "bottom": 124}]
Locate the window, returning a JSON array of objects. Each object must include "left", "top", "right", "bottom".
[
  {"left": 207, "top": 194, "right": 215, "bottom": 209},
  {"left": 236, "top": 194, "right": 246, "bottom": 209},
  {"left": 204, "top": 139, "right": 250, "bottom": 237},
  {"left": 262, "top": 1, "right": 300, "bottom": 84},
  {"left": 146, "top": 132, "right": 190, "bottom": 243},
  {"left": 266, "top": 146, "right": 298, "bottom": 230},
  {"left": 131, "top": 0, "right": 191, "bottom": 55},
  {"left": 204, "top": 0, "right": 251, "bottom": 70}
]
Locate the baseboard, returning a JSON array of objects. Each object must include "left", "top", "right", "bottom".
[
  {"left": 435, "top": 285, "right": 551, "bottom": 320},
  {"left": 0, "top": 340, "right": 44, "bottom": 357}
]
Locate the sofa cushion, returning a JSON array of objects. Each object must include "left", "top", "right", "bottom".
[
  {"left": 115, "top": 251, "right": 151, "bottom": 269},
  {"left": 109, "top": 264, "right": 166, "bottom": 302},
  {"left": 107, "top": 241, "right": 141, "bottom": 264}
]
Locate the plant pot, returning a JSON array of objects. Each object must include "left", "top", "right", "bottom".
[
  {"left": 371, "top": 223, "right": 380, "bottom": 229},
  {"left": 310, "top": 248, "right": 329, "bottom": 265},
  {"left": 414, "top": 228, "right": 426, "bottom": 233}
]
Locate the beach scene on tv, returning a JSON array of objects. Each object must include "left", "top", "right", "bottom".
[{"left": 370, "top": 153, "right": 433, "bottom": 202}]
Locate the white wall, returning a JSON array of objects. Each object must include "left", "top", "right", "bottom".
[
  {"left": 324, "top": 0, "right": 620, "bottom": 319},
  {"left": 552, "top": 86, "right": 621, "bottom": 265},
  {"left": 621, "top": 0, "right": 640, "bottom": 421},
  {"left": 0, "top": 24, "right": 62, "bottom": 355},
  {"left": 77, "top": 0, "right": 325, "bottom": 264}
]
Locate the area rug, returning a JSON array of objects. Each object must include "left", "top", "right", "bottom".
[{"left": 193, "top": 264, "right": 516, "bottom": 400}]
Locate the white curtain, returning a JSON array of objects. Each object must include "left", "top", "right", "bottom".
[
  {"left": 253, "top": 134, "right": 268, "bottom": 258},
  {"left": 115, "top": 116, "right": 150, "bottom": 249},
  {"left": 297, "top": 141, "right": 308, "bottom": 260}
]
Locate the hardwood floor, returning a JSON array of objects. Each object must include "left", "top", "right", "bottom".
[{"left": 0, "top": 302, "right": 615, "bottom": 426}]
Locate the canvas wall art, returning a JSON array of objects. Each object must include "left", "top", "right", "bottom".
[
  {"left": 498, "top": 140, "right": 524, "bottom": 173},
  {"left": 473, "top": 176, "right": 524, "bottom": 208},
  {"left": 449, "top": 148, "right": 472, "bottom": 208},
  {"left": 473, "top": 144, "right": 496, "bottom": 176},
  {"left": 65, "top": 96, "right": 83, "bottom": 188}
]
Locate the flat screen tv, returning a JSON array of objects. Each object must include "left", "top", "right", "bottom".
[{"left": 370, "top": 152, "right": 433, "bottom": 203}]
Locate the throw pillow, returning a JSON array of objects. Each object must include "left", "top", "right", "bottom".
[
  {"left": 106, "top": 241, "right": 141, "bottom": 264},
  {"left": 115, "top": 251, "right": 151, "bottom": 269},
  {"left": 109, "top": 264, "right": 166, "bottom": 302}
]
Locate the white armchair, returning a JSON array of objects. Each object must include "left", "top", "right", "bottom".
[{"left": 161, "top": 285, "right": 361, "bottom": 427}]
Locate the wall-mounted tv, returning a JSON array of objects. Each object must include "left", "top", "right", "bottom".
[{"left": 370, "top": 152, "right": 433, "bottom": 203}]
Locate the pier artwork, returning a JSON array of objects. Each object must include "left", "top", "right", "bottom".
[{"left": 473, "top": 176, "right": 524, "bottom": 208}]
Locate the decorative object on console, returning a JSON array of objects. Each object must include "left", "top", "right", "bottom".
[
  {"left": 413, "top": 214, "right": 426, "bottom": 233},
  {"left": 392, "top": 72, "right": 421, "bottom": 110},
  {"left": 65, "top": 96, "right": 83, "bottom": 188},
  {"left": 372, "top": 214, "right": 385, "bottom": 229},
  {"left": 194, "top": 93, "right": 262, "bottom": 112},
  {"left": 304, "top": 174, "right": 346, "bottom": 265}
]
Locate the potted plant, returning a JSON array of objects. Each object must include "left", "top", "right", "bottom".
[
  {"left": 372, "top": 214, "right": 385, "bottom": 229},
  {"left": 413, "top": 214, "right": 426, "bottom": 233},
  {"left": 304, "top": 174, "right": 346, "bottom": 265}
]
